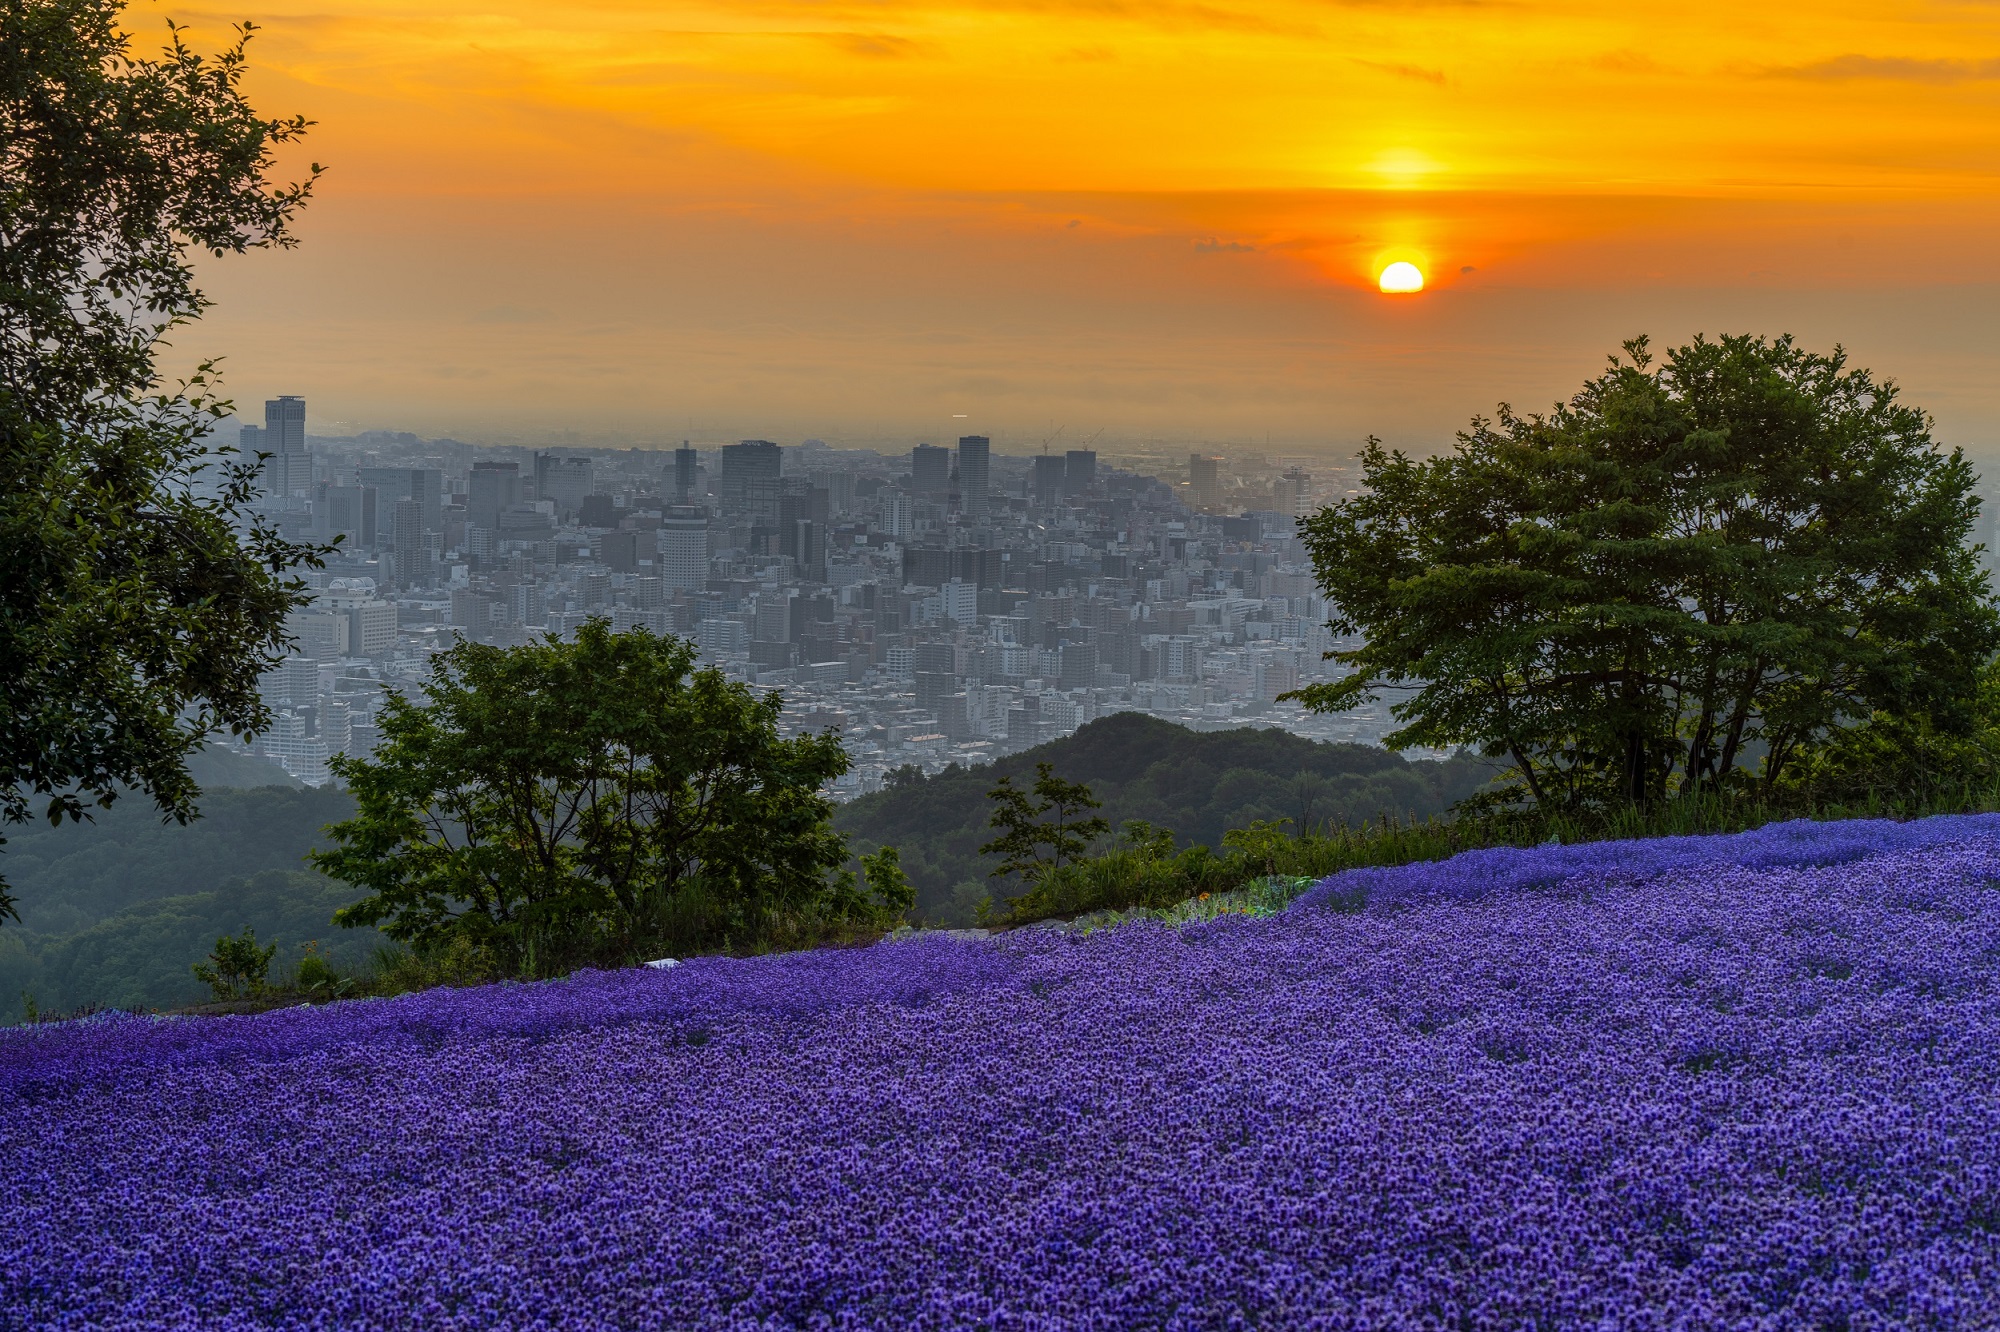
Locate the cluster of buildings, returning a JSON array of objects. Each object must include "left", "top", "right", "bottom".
[{"left": 228, "top": 397, "right": 1394, "bottom": 791}]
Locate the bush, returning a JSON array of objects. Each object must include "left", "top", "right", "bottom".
[{"left": 190, "top": 927, "right": 276, "bottom": 1000}]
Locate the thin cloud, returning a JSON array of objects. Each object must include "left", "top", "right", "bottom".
[
  {"left": 821, "top": 32, "right": 929, "bottom": 59},
  {"left": 1771, "top": 54, "right": 2000, "bottom": 84},
  {"left": 1354, "top": 58, "right": 1447, "bottom": 86}
]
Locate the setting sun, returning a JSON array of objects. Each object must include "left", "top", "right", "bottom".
[{"left": 1378, "top": 261, "right": 1425, "bottom": 294}]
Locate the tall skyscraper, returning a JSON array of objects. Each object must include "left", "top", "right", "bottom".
[
  {"left": 957, "top": 435, "right": 991, "bottom": 522},
  {"left": 391, "top": 498, "right": 437, "bottom": 587},
  {"left": 1033, "top": 453, "right": 1067, "bottom": 506},
  {"left": 1189, "top": 454, "right": 1221, "bottom": 510},
  {"left": 248, "top": 395, "right": 310, "bottom": 498},
  {"left": 468, "top": 461, "right": 521, "bottom": 532},
  {"left": 1064, "top": 449, "right": 1097, "bottom": 495},
  {"left": 674, "top": 444, "right": 699, "bottom": 501},
  {"left": 718, "top": 440, "right": 783, "bottom": 518},
  {"left": 911, "top": 444, "right": 952, "bottom": 495}
]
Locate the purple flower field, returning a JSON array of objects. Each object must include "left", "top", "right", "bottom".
[{"left": 6, "top": 818, "right": 2000, "bottom": 1330}]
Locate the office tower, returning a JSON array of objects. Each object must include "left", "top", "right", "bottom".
[
  {"left": 911, "top": 444, "right": 952, "bottom": 495},
  {"left": 674, "top": 444, "right": 699, "bottom": 501},
  {"left": 533, "top": 453, "right": 594, "bottom": 520},
  {"left": 1033, "top": 453, "right": 1067, "bottom": 506},
  {"left": 1189, "top": 454, "right": 1221, "bottom": 510},
  {"left": 1276, "top": 466, "right": 1310, "bottom": 519},
  {"left": 359, "top": 467, "right": 444, "bottom": 533},
  {"left": 658, "top": 505, "right": 710, "bottom": 591},
  {"left": 468, "top": 461, "right": 521, "bottom": 532},
  {"left": 579, "top": 493, "right": 619, "bottom": 529},
  {"left": 809, "top": 468, "right": 857, "bottom": 516},
  {"left": 314, "top": 483, "right": 377, "bottom": 549},
  {"left": 391, "top": 498, "right": 437, "bottom": 587},
  {"left": 718, "top": 440, "right": 783, "bottom": 518},
  {"left": 956, "top": 435, "right": 991, "bottom": 522},
  {"left": 246, "top": 395, "right": 310, "bottom": 498},
  {"left": 1064, "top": 449, "right": 1097, "bottom": 495}
]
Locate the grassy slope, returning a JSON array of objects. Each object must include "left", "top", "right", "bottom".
[{"left": 834, "top": 713, "right": 1496, "bottom": 923}]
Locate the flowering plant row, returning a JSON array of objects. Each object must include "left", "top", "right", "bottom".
[{"left": 4, "top": 817, "right": 1999, "bottom": 1328}]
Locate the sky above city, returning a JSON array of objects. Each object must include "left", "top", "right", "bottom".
[{"left": 167, "top": 0, "right": 2000, "bottom": 454}]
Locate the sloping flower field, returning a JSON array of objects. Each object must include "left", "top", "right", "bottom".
[{"left": 6, "top": 818, "right": 2000, "bottom": 1329}]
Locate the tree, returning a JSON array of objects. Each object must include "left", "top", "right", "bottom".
[
  {"left": 1, "top": 1, "right": 324, "bottom": 921},
  {"left": 191, "top": 926, "right": 276, "bottom": 1001},
  {"left": 858, "top": 845, "right": 917, "bottom": 921},
  {"left": 313, "top": 621, "right": 854, "bottom": 972},
  {"left": 981, "top": 763, "right": 1110, "bottom": 889},
  {"left": 1290, "top": 334, "right": 2000, "bottom": 810}
]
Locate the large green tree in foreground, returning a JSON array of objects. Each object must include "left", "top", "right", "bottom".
[
  {"left": 0, "top": 0, "right": 323, "bottom": 920},
  {"left": 315, "top": 622, "right": 871, "bottom": 973},
  {"left": 1291, "top": 334, "right": 2000, "bottom": 810}
]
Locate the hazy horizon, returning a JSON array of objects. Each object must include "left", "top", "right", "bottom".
[{"left": 159, "top": 0, "right": 2000, "bottom": 454}]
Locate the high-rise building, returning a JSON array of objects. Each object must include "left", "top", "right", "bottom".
[
  {"left": 956, "top": 436, "right": 991, "bottom": 522},
  {"left": 911, "top": 444, "right": 952, "bottom": 495},
  {"left": 1033, "top": 453, "right": 1067, "bottom": 506},
  {"left": 658, "top": 505, "right": 710, "bottom": 591},
  {"left": 391, "top": 498, "right": 437, "bottom": 587},
  {"left": 1064, "top": 450, "right": 1097, "bottom": 495},
  {"left": 468, "top": 461, "right": 521, "bottom": 532},
  {"left": 248, "top": 395, "right": 311, "bottom": 498},
  {"left": 719, "top": 440, "right": 783, "bottom": 519},
  {"left": 1189, "top": 454, "right": 1222, "bottom": 510},
  {"left": 313, "top": 483, "right": 377, "bottom": 549},
  {"left": 359, "top": 467, "right": 443, "bottom": 532},
  {"left": 533, "top": 454, "right": 594, "bottom": 520},
  {"left": 674, "top": 444, "right": 700, "bottom": 501},
  {"left": 1276, "top": 466, "right": 1310, "bottom": 518}
]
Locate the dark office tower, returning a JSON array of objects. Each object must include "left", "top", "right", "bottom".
[
  {"left": 1064, "top": 449, "right": 1097, "bottom": 495},
  {"left": 1189, "top": 454, "right": 1221, "bottom": 510},
  {"left": 252, "top": 395, "right": 310, "bottom": 497},
  {"left": 468, "top": 461, "right": 521, "bottom": 532},
  {"left": 911, "top": 444, "right": 952, "bottom": 495},
  {"left": 717, "top": 440, "right": 783, "bottom": 512},
  {"left": 1033, "top": 453, "right": 1067, "bottom": 506},
  {"left": 957, "top": 435, "right": 991, "bottom": 522},
  {"left": 391, "top": 498, "right": 434, "bottom": 587},
  {"left": 674, "top": 444, "right": 699, "bottom": 501},
  {"left": 579, "top": 493, "right": 619, "bottom": 529}
]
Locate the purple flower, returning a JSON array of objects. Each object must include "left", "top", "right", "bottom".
[{"left": 5, "top": 816, "right": 1999, "bottom": 1328}]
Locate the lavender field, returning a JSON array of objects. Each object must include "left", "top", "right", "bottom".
[{"left": 6, "top": 818, "right": 2000, "bottom": 1329}]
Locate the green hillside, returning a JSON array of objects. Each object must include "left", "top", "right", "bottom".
[
  {"left": 0, "top": 786, "right": 365, "bottom": 1017},
  {"left": 834, "top": 713, "right": 1495, "bottom": 923}
]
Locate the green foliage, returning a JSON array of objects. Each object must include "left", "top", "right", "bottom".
[
  {"left": 837, "top": 714, "right": 1493, "bottom": 924},
  {"left": 191, "top": 926, "right": 276, "bottom": 1000},
  {"left": 1293, "top": 334, "right": 2000, "bottom": 812},
  {"left": 859, "top": 845, "right": 917, "bottom": 922},
  {"left": 0, "top": 1, "right": 326, "bottom": 919},
  {"left": 314, "top": 620, "right": 853, "bottom": 974},
  {"left": 981, "top": 763, "right": 1111, "bottom": 889}
]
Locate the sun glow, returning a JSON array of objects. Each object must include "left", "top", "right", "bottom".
[{"left": 1378, "top": 261, "right": 1425, "bottom": 293}]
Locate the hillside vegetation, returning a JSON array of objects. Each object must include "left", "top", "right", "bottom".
[
  {"left": 0, "top": 787, "right": 364, "bottom": 1015},
  {"left": 835, "top": 713, "right": 1495, "bottom": 922}
]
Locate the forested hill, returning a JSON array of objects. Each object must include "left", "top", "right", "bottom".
[
  {"left": 0, "top": 785, "right": 369, "bottom": 1017},
  {"left": 834, "top": 713, "right": 1496, "bottom": 923}
]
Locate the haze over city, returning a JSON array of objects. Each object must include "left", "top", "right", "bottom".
[{"left": 167, "top": 0, "right": 2000, "bottom": 454}]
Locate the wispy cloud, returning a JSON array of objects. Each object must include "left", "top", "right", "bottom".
[
  {"left": 1770, "top": 54, "right": 2000, "bottom": 83},
  {"left": 1355, "top": 58, "right": 1447, "bottom": 85}
]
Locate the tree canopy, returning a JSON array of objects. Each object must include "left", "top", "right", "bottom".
[
  {"left": 0, "top": 0, "right": 323, "bottom": 920},
  {"left": 1292, "top": 334, "right": 2000, "bottom": 809},
  {"left": 314, "top": 622, "right": 867, "bottom": 972}
]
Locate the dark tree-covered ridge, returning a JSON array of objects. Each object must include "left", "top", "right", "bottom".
[{"left": 835, "top": 713, "right": 1494, "bottom": 923}]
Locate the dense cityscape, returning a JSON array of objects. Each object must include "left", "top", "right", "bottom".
[{"left": 227, "top": 396, "right": 1402, "bottom": 793}]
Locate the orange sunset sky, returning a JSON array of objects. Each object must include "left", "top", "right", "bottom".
[{"left": 161, "top": 0, "right": 2000, "bottom": 455}]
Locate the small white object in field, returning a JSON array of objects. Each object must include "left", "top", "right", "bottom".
[{"left": 644, "top": 958, "right": 680, "bottom": 970}]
